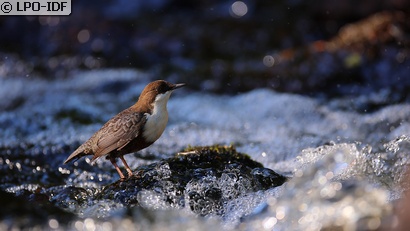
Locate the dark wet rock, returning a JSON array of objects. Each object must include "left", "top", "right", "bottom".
[
  {"left": 55, "top": 108, "right": 98, "bottom": 125},
  {"left": 0, "top": 190, "right": 75, "bottom": 230},
  {"left": 251, "top": 168, "right": 287, "bottom": 189},
  {"left": 50, "top": 186, "right": 91, "bottom": 209},
  {"left": 97, "top": 146, "right": 287, "bottom": 216},
  {"left": 0, "top": 142, "right": 74, "bottom": 187}
]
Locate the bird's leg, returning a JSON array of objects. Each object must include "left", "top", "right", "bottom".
[
  {"left": 109, "top": 157, "right": 126, "bottom": 180},
  {"left": 119, "top": 155, "right": 133, "bottom": 177}
]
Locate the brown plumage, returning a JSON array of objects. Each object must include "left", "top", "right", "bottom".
[{"left": 64, "top": 80, "right": 185, "bottom": 179}]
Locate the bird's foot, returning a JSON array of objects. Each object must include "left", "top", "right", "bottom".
[
  {"left": 118, "top": 172, "right": 132, "bottom": 181},
  {"left": 119, "top": 155, "right": 133, "bottom": 178},
  {"left": 126, "top": 169, "right": 133, "bottom": 178}
]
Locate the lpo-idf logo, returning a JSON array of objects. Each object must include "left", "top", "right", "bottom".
[{"left": 0, "top": 0, "right": 71, "bottom": 15}]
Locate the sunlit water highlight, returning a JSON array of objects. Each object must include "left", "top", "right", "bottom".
[{"left": 1, "top": 69, "right": 409, "bottom": 230}]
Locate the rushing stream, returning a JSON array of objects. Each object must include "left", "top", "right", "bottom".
[{"left": 1, "top": 69, "right": 409, "bottom": 230}]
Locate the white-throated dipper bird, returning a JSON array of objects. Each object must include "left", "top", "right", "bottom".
[{"left": 63, "top": 80, "right": 185, "bottom": 180}]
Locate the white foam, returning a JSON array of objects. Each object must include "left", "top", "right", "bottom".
[{"left": 1, "top": 69, "right": 409, "bottom": 230}]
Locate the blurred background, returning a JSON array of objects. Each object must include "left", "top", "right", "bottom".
[
  {"left": 1, "top": 1, "right": 410, "bottom": 230},
  {"left": 1, "top": 0, "right": 409, "bottom": 101}
]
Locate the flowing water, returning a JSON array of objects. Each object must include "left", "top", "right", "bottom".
[{"left": 1, "top": 69, "right": 409, "bottom": 230}]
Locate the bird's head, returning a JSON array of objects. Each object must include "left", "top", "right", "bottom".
[{"left": 138, "top": 80, "right": 185, "bottom": 109}]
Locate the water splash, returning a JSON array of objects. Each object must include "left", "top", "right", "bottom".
[{"left": 243, "top": 142, "right": 395, "bottom": 230}]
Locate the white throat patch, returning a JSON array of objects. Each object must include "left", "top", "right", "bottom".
[{"left": 142, "top": 91, "right": 172, "bottom": 142}]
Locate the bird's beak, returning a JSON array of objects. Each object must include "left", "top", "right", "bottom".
[{"left": 172, "top": 83, "right": 186, "bottom": 90}]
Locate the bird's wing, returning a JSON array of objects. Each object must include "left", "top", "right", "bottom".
[{"left": 93, "top": 111, "right": 146, "bottom": 159}]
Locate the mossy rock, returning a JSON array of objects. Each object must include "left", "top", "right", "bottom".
[{"left": 97, "top": 145, "right": 287, "bottom": 216}]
